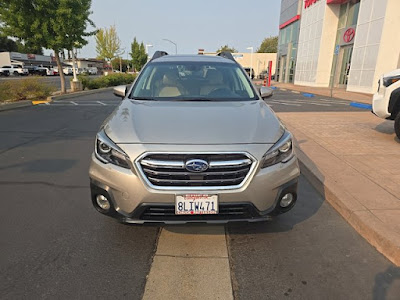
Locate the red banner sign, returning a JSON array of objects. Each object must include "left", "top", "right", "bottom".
[{"left": 304, "top": 0, "right": 320, "bottom": 9}]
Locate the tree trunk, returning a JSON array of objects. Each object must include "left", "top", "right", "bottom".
[{"left": 54, "top": 50, "right": 66, "bottom": 94}]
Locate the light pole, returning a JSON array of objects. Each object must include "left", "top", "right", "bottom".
[
  {"left": 247, "top": 47, "right": 254, "bottom": 80},
  {"left": 119, "top": 48, "right": 125, "bottom": 73},
  {"left": 163, "top": 39, "right": 178, "bottom": 54},
  {"left": 145, "top": 44, "right": 153, "bottom": 55}
]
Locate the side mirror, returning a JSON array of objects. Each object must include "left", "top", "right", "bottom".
[
  {"left": 113, "top": 85, "right": 127, "bottom": 98},
  {"left": 259, "top": 86, "right": 273, "bottom": 99}
]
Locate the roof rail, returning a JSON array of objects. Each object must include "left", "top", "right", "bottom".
[
  {"left": 151, "top": 51, "right": 168, "bottom": 61},
  {"left": 217, "top": 51, "right": 236, "bottom": 62}
]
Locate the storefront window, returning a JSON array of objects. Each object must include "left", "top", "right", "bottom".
[
  {"left": 277, "top": 20, "right": 300, "bottom": 83},
  {"left": 347, "top": 0, "right": 360, "bottom": 27}
]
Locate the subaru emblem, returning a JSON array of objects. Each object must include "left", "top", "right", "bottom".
[{"left": 185, "top": 159, "right": 209, "bottom": 173}]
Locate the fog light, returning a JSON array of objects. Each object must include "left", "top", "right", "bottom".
[
  {"left": 280, "top": 193, "right": 294, "bottom": 208},
  {"left": 96, "top": 195, "right": 111, "bottom": 211}
]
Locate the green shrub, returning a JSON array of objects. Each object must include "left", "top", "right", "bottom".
[
  {"left": 82, "top": 73, "right": 136, "bottom": 90},
  {"left": 0, "top": 77, "right": 55, "bottom": 102},
  {"left": 77, "top": 73, "right": 90, "bottom": 90}
]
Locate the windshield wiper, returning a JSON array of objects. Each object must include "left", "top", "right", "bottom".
[
  {"left": 172, "top": 98, "right": 213, "bottom": 101},
  {"left": 130, "top": 97, "right": 155, "bottom": 100}
]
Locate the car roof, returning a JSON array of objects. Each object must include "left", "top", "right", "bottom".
[{"left": 151, "top": 54, "right": 236, "bottom": 64}]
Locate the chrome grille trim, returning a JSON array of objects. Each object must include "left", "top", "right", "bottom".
[{"left": 135, "top": 152, "right": 257, "bottom": 191}]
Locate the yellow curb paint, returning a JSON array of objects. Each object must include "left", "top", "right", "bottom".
[{"left": 32, "top": 100, "right": 52, "bottom": 105}]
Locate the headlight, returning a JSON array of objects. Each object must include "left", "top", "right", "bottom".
[
  {"left": 95, "top": 130, "right": 130, "bottom": 169},
  {"left": 383, "top": 75, "right": 400, "bottom": 87},
  {"left": 261, "top": 131, "right": 294, "bottom": 168}
]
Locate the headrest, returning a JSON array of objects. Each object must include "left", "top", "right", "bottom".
[
  {"left": 206, "top": 69, "right": 223, "bottom": 84},
  {"left": 162, "top": 70, "right": 179, "bottom": 85}
]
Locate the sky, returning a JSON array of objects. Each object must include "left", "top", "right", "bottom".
[{"left": 52, "top": 0, "right": 281, "bottom": 58}]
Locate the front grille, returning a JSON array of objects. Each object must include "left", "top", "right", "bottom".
[
  {"left": 137, "top": 204, "right": 258, "bottom": 221},
  {"left": 137, "top": 153, "right": 254, "bottom": 188}
]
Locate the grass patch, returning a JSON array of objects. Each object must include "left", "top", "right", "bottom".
[{"left": 0, "top": 77, "right": 55, "bottom": 102}]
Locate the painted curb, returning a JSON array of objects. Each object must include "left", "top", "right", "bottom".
[
  {"left": 350, "top": 102, "right": 372, "bottom": 110},
  {"left": 1, "top": 87, "right": 115, "bottom": 111},
  {"left": 0, "top": 100, "right": 33, "bottom": 112},
  {"left": 303, "top": 93, "right": 315, "bottom": 98}
]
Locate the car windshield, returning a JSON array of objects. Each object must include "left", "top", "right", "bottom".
[{"left": 130, "top": 61, "right": 257, "bottom": 101}]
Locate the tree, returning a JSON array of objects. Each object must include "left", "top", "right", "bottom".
[
  {"left": 216, "top": 45, "right": 238, "bottom": 53},
  {"left": 130, "top": 38, "right": 147, "bottom": 72},
  {"left": 0, "top": 36, "right": 43, "bottom": 54},
  {"left": 95, "top": 25, "right": 122, "bottom": 65},
  {"left": 16, "top": 41, "right": 43, "bottom": 55},
  {"left": 0, "top": 0, "right": 95, "bottom": 93},
  {"left": 0, "top": 36, "right": 18, "bottom": 52},
  {"left": 257, "top": 36, "right": 278, "bottom": 53},
  {"left": 111, "top": 58, "right": 130, "bottom": 72}
]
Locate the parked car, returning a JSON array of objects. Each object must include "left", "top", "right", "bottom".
[
  {"left": 88, "top": 51, "right": 300, "bottom": 224},
  {"left": 258, "top": 70, "right": 269, "bottom": 80},
  {"left": 0, "top": 69, "right": 10, "bottom": 76},
  {"left": 24, "top": 65, "right": 47, "bottom": 76},
  {"left": 244, "top": 67, "right": 255, "bottom": 79},
  {"left": 372, "top": 68, "right": 400, "bottom": 139},
  {"left": 88, "top": 67, "right": 98, "bottom": 75},
  {"left": 0, "top": 65, "right": 28, "bottom": 76},
  {"left": 63, "top": 67, "right": 73, "bottom": 75}
]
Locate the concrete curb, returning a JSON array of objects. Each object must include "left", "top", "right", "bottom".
[
  {"left": 295, "top": 143, "right": 400, "bottom": 266},
  {"left": 0, "top": 87, "right": 115, "bottom": 112},
  {"left": 50, "top": 87, "right": 114, "bottom": 101},
  {"left": 0, "top": 100, "right": 33, "bottom": 112}
]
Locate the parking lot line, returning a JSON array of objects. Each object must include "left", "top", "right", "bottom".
[
  {"left": 269, "top": 100, "right": 301, "bottom": 106},
  {"left": 70, "top": 101, "right": 78, "bottom": 105},
  {"left": 97, "top": 101, "right": 106, "bottom": 106}
]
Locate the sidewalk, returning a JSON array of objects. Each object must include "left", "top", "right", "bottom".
[
  {"left": 272, "top": 81, "right": 373, "bottom": 104},
  {"left": 277, "top": 111, "right": 400, "bottom": 266}
]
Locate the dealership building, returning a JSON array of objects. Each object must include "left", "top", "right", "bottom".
[{"left": 277, "top": 0, "right": 400, "bottom": 94}]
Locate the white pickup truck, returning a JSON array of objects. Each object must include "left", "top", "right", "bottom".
[
  {"left": 0, "top": 65, "right": 29, "bottom": 76},
  {"left": 372, "top": 69, "right": 400, "bottom": 139}
]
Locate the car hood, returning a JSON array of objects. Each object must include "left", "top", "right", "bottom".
[{"left": 104, "top": 99, "right": 284, "bottom": 144}]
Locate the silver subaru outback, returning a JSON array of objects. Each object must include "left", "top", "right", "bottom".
[{"left": 89, "top": 51, "right": 300, "bottom": 224}]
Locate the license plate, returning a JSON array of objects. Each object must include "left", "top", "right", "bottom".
[{"left": 175, "top": 194, "right": 218, "bottom": 215}]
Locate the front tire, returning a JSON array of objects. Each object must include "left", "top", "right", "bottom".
[{"left": 395, "top": 112, "right": 400, "bottom": 140}]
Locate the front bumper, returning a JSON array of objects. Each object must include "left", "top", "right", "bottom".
[
  {"left": 89, "top": 145, "right": 300, "bottom": 224},
  {"left": 372, "top": 88, "right": 390, "bottom": 119}
]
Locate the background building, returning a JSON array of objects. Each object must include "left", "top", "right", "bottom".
[
  {"left": 277, "top": 0, "right": 302, "bottom": 83},
  {"left": 204, "top": 52, "right": 277, "bottom": 78},
  {"left": 0, "top": 51, "right": 61, "bottom": 68},
  {"left": 294, "top": 0, "right": 400, "bottom": 94},
  {"left": 64, "top": 58, "right": 105, "bottom": 73}
]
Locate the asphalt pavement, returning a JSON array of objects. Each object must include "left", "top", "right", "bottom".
[{"left": 0, "top": 89, "right": 398, "bottom": 299}]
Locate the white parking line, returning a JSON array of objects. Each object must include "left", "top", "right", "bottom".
[
  {"left": 70, "top": 101, "right": 78, "bottom": 105},
  {"left": 97, "top": 101, "right": 107, "bottom": 106},
  {"left": 270, "top": 99, "right": 331, "bottom": 106},
  {"left": 269, "top": 100, "right": 301, "bottom": 106}
]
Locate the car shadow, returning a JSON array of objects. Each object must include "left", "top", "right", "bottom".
[
  {"left": 373, "top": 266, "right": 400, "bottom": 299},
  {"left": 374, "top": 120, "right": 395, "bottom": 135}
]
